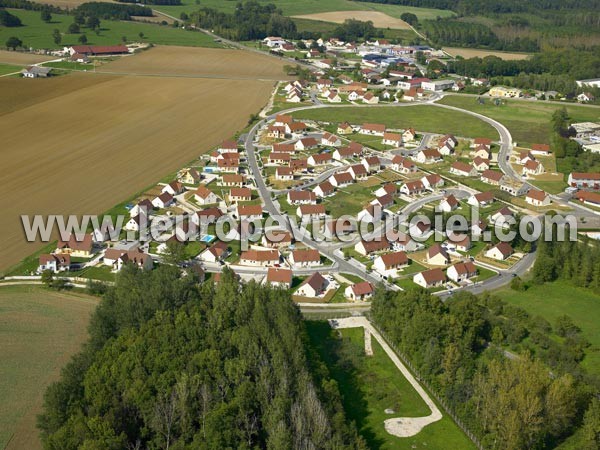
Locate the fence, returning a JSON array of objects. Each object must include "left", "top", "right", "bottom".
[{"left": 366, "top": 314, "right": 486, "bottom": 450}]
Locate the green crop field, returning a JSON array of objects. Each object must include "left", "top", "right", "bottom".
[
  {"left": 0, "top": 285, "right": 98, "bottom": 450},
  {"left": 0, "top": 9, "right": 221, "bottom": 50},
  {"left": 154, "top": 0, "right": 454, "bottom": 21},
  {"left": 494, "top": 280, "right": 600, "bottom": 375},
  {"left": 0, "top": 63, "right": 21, "bottom": 75},
  {"left": 293, "top": 104, "right": 499, "bottom": 139},
  {"left": 438, "top": 95, "right": 600, "bottom": 147},
  {"left": 305, "top": 321, "right": 476, "bottom": 449}
]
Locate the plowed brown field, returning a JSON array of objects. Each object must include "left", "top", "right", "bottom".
[
  {"left": 0, "top": 63, "right": 279, "bottom": 271},
  {"left": 0, "top": 50, "right": 54, "bottom": 65},
  {"left": 292, "top": 11, "right": 410, "bottom": 30},
  {"left": 100, "top": 45, "right": 293, "bottom": 80}
]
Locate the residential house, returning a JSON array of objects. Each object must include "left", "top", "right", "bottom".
[
  {"left": 178, "top": 168, "right": 201, "bottom": 185},
  {"left": 321, "top": 132, "right": 342, "bottom": 147},
  {"left": 308, "top": 153, "right": 333, "bottom": 166},
  {"left": 526, "top": 189, "right": 551, "bottom": 207},
  {"left": 193, "top": 207, "right": 224, "bottom": 226},
  {"left": 362, "top": 92, "right": 379, "bottom": 104},
  {"left": 413, "top": 268, "right": 446, "bottom": 288},
  {"left": 130, "top": 199, "right": 153, "bottom": 217},
  {"left": 568, "top": 172, "right": 600, "bottom": 189},
  {"left": 453, "top": 235, "right": 472, "bottom": 252},
  {"left": 297, "top": 204, "right": 327, "bottom": 221},
  {"left": 288, "top": 190, "right": 317, "bottom": 205},
  {"left": 415, "top": 148, "right": 442, "bottom": 164},
  {"left": 473, "top": 146, "right": 492, "bottom": 160},
  {"left": 362, "top": 156, "right": 381, "bottom": 173},
  {"left": 290, "top": 158, "right": 308, "bottom": 173},
  {"left": 574, "top": 191, "right": 600, "bottom": 206},
  {"left": 382, "top": 132, "right": 402, "bottom": 147},
  {"left": 373, "top": 251, "right": 408, "bottom": 277},
  {"left": 314, "top": 181, "right": 335, "bottom": 198},
  {"left": 337, "top": 122, "right": 353, "bottom": 135},
  {"left": 468, "top": 191, "right": 495, "bottom": 207},
  {"left": 273, "top": 143, "right": 295, "bottom": 153},
  {"left": 218, "top": 140, "right": 238, "bottom": 154},
  {"left": 344, "top": 282, "right": 375, "bottom": 301},
  {"left": 372, "top": 194, "right": 394, "bottom": 209},
  {"left": 262, "top": 230, "right": 293, "bottom": 248},
  {"left": 104, "top": 249, "right": 153, "bottom": 271},
  {"left": 522, "top": 160, "right": 545, "bottom": 176},
  {"left": 400, "top": 180, "right": 426, "bottom": 196},
  {"left": 296, "top": 272, "right": 328, "bottom": 297},
  {"left": 217, "top": 155, "right": 239, "bottom": 173},
  {"left": 481, "top": 170, "right": 505, "bottom": 185},
  {"left": 354, "top": 238, "right": 390, "bottom": 256},
  {"left": 439, "top": 194, "right": 459, "bottom": 212},
  {"left": 402, "top": 128, "right": 416, "bottom": 142},
  {"left": 375, "top": 183, "right": 397, "bottom": 198},
  {"left": 329, "top": 171, "right": 354, "bottom": 187},
  {"left": 348, "top": 164, "right": 369, "bottom": 181},
  {"left": 38, "top": 254, "right": 71, "bottom": 273},
  {"left": 200, "top": 241, "right": 230, "bottom": 263},
  {"left": 269, "top": 152, "right": 291, "bottom": 165},
  {"left": 471, "top": 138, "right": 492, "bottom": 149},
  {"left": 266, "top": 267, "right": 293, "bottom": 289},
  {"left": 427, "top": 244, "right": 450, "bottom": 265},
  {"left": 327, "top": 91, "right": 342, "bottom": 103},
  {"left": 358, "top": 204, "right": 383, "bottom": 223},
  {"left": 276, "top": 167, "right": 294, "bottom": 181},
  {"left": 239, "top": 249, "right": 280, "bottom": 267},
  {"left": 289, "top": 249, "right": 321, "bottom": 268},
  {"left": 577, "top": 92, "right": 595, "bottom": 103},
  {"left": 485, "top": 242, "right": 514, "bottom": 261},
  {"left": 194, "top": 186, "right": 219, "bottom": 205},
  {"left": 152, "top": 192, "right": 174, "bottom": 209},
  {"left": 221, "top": 174, "right": 245, "bottom": 187},
  {"left": 333, "top": 143, "right": 363, "bottom": 161},
  {"left": 285, "top": 121, "right": 308, "bottom": 136},
  {"left": 56, "top": 233, "right": 93, "bottom": 257},
  {"left": 348, "top": 90, "right": 362, "bottom": 101},
  {"left": 391, "top": 155, "right": 417, "bottom": 173},
  {"left": 237, "top": 204, "right": 263, "bottom": 221},
  {"left": 229, "top": 187, "right": 252, "bottom": 203},
  {"left": 422, "top": 174, "right": 444, "bottom": 190},
  {"left": 473, "top": 157, "right": 490, "bottom": 172},
  {"left": 518, "top": 151, "right": 535, "bottom": 165},
  {"left": 447, "top": 262, "right": 478, "bottom": 283},
  {"left": 125, "top": 214, "right": 144, "bottom": 232},
  {"left": 266, "top": 125, "right": 286, "bottom": 139},
  {"left": 450, "top": 161, "right": 477, "bottom": 177},
  {"left": 21, "top": 66, "right": 51, "bottom": 78},
  {"left": 530, "top": 144, "right": 551, "bottom": 156},
  {"left": 360, "top": 123, "right": 386, "bottom": 136},
  {"left": 274, "top": 114, "right": 293, "bottom": 126},
  {"left": 295, "top": 137, "right": 319, "bottom": 151},
  {"left": 500, "top": 180, "right": 530, "bottom": 197}
]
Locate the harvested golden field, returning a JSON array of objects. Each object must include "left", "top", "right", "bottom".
[
  {"left": 0, "top": 50, "right": 54, "bottom": 65},
  {"left": 443, "top": 47, "right": 531, "bottom": 60},
  {"left": 0, "top": 71, "right": 276, "bottom": 271},
  {"left": 0, "top": 285, "right": 98, "bottom": 450},
  {"left": 101, "top": 45, "right": 292, "bottom": 80},
  {"left": 292, "top": 10, "right": 410, "bottom": 30}
]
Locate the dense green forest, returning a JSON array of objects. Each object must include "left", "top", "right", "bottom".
[
  {"left": 38, "top": 266, "right": 365, "bottom": 449},
  {"left": 75, "top": 2, "right": 153, "bottom": 20},
  {"left": 371, "top": 278, "right": 600, "bottom": 449},
  {"left": 116, "top": 0, "right": 181, "bottom": 5},
  {"left": 189, "top": 1, "right": 297, "bottom": 41}
]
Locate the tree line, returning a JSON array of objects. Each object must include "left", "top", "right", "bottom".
[
  {"left": 371, "top": 279, "right": 600, "bottom": 449},
  {"left": 75, "top": 2, "right": 153, "bottom": 20},
  {"left": 116, "top": 0, "right": 181, "bottom": 5},
  {"left": 0, "top": 8, "right": 21, "bottom": 26},
  {"left": 38, "top": 266, "right": 366, "bottom": 449},
  {"left": 188, "top": 1, "right": 297, "bottom": 41}
]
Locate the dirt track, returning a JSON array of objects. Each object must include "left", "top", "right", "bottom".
[
  {"left": 293, "top": 11, "right": 410, "bottom": 30},
  {"left": 100, "top": 45, "right": 293, "bottom": 80},
  {"left": 0, "top": 71, "right": 276, "bottom": 271}
]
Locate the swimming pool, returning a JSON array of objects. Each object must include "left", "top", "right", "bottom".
[{"left": 200, "top": 234, "right": 215, "bottom": 244}]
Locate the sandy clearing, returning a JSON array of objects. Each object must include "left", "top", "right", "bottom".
[
  {"left": 0, "top": 50, "right": 54, "bottom": 66},
  {"left": 100, "top": 45, "right": 292, "bottom": 80},
  {"left": 292, "top": 11, "right": 410, "bottom": 30},
  {"left": 0, "top": 72, "right": 275, "bottom": 271},
  {"left": 329, "top": 316, "right": 443, "bottom": 437},
  {"left": 444, "top": 47, "right": 531, "bottom": 60}
]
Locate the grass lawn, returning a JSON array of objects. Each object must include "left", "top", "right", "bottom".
[
  {"left": 324, "top": 181, "right": 376, "bottom": 217},
  {"left": 493, "top": 280, "right": 600, "bottom": 375},
  {"left": 529, "top": 179, "right": 567, "bottom": 194},
  {"left": 293, "top": 105, "right": 498, "bottom": 140},
  {"left": 1, "top": 9, "right": 221, "bottom": 50},
  {"left": 305, "top": 322, "right": 476, "bottom": 450},
  {"left": 77, "top": 265, "right": 116, "bottom": 282},
  {"left": 0, "top": 285, "right": 98, "bottom": 450},
  {"left": 438, "top": 95, "right": 600, "bottom": 147},
  {"left": 42, "top": 60, "right": 95, "bottom": 71},
  {"left": 0, "top": 63, "right": 21, "bottom": 75}
]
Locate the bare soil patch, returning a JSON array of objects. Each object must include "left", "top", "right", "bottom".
[
  {"left": 292, "top": 11, "right": 410, "bottom": 30},
  {"left": 101, "top": 45, "right": 292, "bottom": 80},
  {"left": 0, "top": 71, "right": 275, "bottom": 271},
  {"left": 0, "top": 50, "right": 54, "bottom": 65},
  {"left": 443, "top": 47, "right": 531, "bottom": 60}
]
